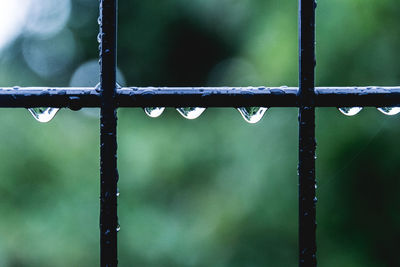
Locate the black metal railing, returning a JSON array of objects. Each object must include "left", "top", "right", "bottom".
[{"left": 2, "top": 0, "right": 399, "bottom": 266}]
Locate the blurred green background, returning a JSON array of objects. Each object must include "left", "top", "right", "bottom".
[{"left": 0, "top": 0, "right": 400, "bottom": 266}]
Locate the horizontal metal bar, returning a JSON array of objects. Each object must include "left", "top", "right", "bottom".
[
  {"left": 0, "top": 87, "right": 100, "bottom": 108},
  {"left": 118, "top": 87, "right": 298, "bottom": 107},
  {"left": 316, "top": 87, "right": 400, "bottom": 107},
  {"left": 1, "top": 86, "right": 400, "bottom": 108}
]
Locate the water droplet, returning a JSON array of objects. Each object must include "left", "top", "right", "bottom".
[
  {"left": 95, "top": 83, "right": 101, "bottom": 92},
  {"left": 237, "top": 107, "right": 268, "bottom": 123},
  {"left": 97, "top": 33, "right": 102, "bottom": 44},
  {"left": 97, "top": 16, "right": 102, "bottom": 26},
  {"left": 377, "top": 107, "right": 400, "bottom": 116},
  {"left": 338, "top": 107, "right": 362, "bottom": 116},
  {"left": 176, "top": 107, "right": 205, "bottom": 119},
  {"left": 144, "top": 107, "right": 165, "bottom": 118},
  {"left": 116, "top": 188, "right": 120, "bottom": 197},
  {"left": 28, "top": 108, "right": 59, "bottom": 123},
  {"left": 116, "top": 225, "right": 121, "bottom": 232},
  {"left": 94, "top": 82, "right": 122, "bottom": 91}
]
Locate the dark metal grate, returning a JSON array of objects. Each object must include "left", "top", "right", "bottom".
[{"left": 1, "top": 0, "right": 399, "bottom": 266}]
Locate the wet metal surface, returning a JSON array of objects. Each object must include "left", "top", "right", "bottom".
[
  {"left": 298, "top": 0, "right": 317, "bottom": 266},
  {"left": 99, "top": 0, "right": 118, "bottom": 266},
  {"left": 1, "top": 86, "right": 400, "bottom": 108}
]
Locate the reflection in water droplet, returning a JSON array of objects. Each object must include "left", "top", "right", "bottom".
[
  {"left": 116, "top": 188, "right": 120, "bottom": 197},
  {"left": 237, "top": 107, "right": 268, "bottom": 124},
  {"left": 176, "top": 107, "right": 205, "bottom": 119},
  {"left": 377, "top": 107, "right": 400, "bottom": 116},
  {"left": 116, "top": 225, "right": 121, "bottom": 232},
  {"left": 97, "top": 16, "right": 102, "bottom": 26},
  {"left": 28, "top": 108, "right": 59, "bottom": 123},
  {"left": 338, "top": 107, "right": 362, "bottom": 116},
  {"left": 144, "top": 107, "right": 165, "bottom": 118}
]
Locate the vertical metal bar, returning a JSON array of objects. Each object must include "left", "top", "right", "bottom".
[
  {"left": 298, "top": 0, "right": 317, "bottom": 266},
  {"left": 100, "top": 0, "right": 118, "bottom": 266}
]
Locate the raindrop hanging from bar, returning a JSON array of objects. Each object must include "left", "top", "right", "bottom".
[
  {"left": 237, "top": 107, "right": 268, "bottom": 123},
  {"left": 338, "top": 107, "right": 362, "bottom": 116},
  {"left": 28, "top": 108, "right": 59, "bottom": 123},
  {"left": 377, "top": 107, "right": 400, "bottom": 116},
  {"left": 144, "top": 107, "right": 165, "bottom": 118},
  {"left": 176, "top": 107, "right": 205, "bottom": 119}
]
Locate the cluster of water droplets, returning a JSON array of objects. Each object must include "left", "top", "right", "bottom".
[
  {"left": 338, "top": 107, "right": 400, "bottom": 116},
  {"left": 27, "top": 105, "right": 400, "bottom": 123},
  {"left": 142, "top": 106, "right": 269, "bottom": 123},
  {"left": 142, "top": 107, "right": 207, "bottom": 120},
  {"left": 142, "top": 105, "right": 400, "bottom": 122},
  {"left": 97, "top": 4, "right": 103, "bottom": 66}
]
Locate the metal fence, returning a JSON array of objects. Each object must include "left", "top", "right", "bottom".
[{"left": 1, "top": 0, "right": 399, "bottom": 266}]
